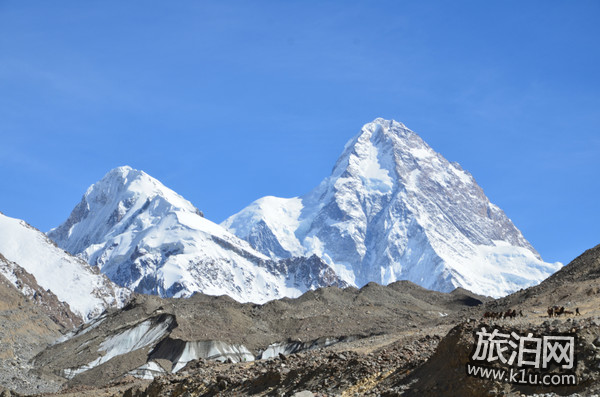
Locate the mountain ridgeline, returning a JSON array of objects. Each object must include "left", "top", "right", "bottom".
[
  {"left": 47, "top": 167, "right": 347, "bottom": 303},
  {"left": 224, "top": 118, "right": 561, "bottom": 297},
  {"left": 48, "top": 118, "right": 560, "bottom": 301},
  {"left": 0, "top": 212, "right": 130, "bottom": 321}
]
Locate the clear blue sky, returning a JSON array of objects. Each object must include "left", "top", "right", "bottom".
[{"left": 0, "top": 1, "right": 598, "bottom": 265}]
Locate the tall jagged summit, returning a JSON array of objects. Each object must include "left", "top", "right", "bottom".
[
  {"left": 49, "top": 119, "right": 561, "bottom": 301},
  {"left": 48, "top": 166, "right": 346, "bottom": 303},
  {"left": 223, "top": 118, "right": 561, "bottom": 297}
]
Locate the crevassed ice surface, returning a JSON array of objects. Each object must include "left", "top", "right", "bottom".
[
  {"left": 64, "top": 317, "right": 173, "bottom": 378},
  {"left": 129, "top": 361, "right": 166, "bottom": 380},
  {"left": 172, "top": 341, "right": 254, "bottom": 372}
]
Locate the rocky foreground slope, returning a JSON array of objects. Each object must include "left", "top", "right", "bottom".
[
  {"left": 0, "top": 255, "right": 78, "bottom": 395},
  {"left": 113, "top": 315, "right": 600, "bottom": 397},
  {"left": 23, "top": 280, "right": 484, "bottom": 394},
  {"left": 1, "top": 240, "right": 597, "bottom": 396},
  {"left": 10, "top": 244, "right": 597, "bottom": 397},
  {"left": 0, "top": 212, "right": 130, "bottom": 395}
]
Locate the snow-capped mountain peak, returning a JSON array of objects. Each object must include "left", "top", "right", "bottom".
[
  {"left": 50, "top": 166, "right": 205, "bottom": 253},
  {"left": 49, "top": 167, "right": 346, "bottom": 303},
  {"left": 223, "top": 118, "right": 561, "bottom": 297}
]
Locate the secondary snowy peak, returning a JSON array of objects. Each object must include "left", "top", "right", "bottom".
[
  {"left": 0, "top": 212, "right": 130, "bottom": 321},
  {"left": 224, "top": 196, "right": 305, "bottom": 259},
  {"left": 49, "top": 165, "right": 205, "bottom": 255},
  {"left": 223, "top": 118, "right": 561, "bottom": 297},
  {"left": 49, "top": 166, "right": 346, "bottom": 303}
]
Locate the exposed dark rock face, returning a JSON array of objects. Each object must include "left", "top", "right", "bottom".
[
  {"left": 0, "top": 253, "right": 81, "bottom": 329},
  {"left": 397, "top": 318, "right": 600, "bottom": 397},
  {"left": 0, "top": 257, "right": 78, "bottom": 395},
  {"left": 7, "top": 243, "right": 600, "bottom": 397},
  {"left": 0, "top": 213, "right": 130, "bottom": 322},
  {"left": 31, "top": 280, "right": 479, "bottom": 390},
  {"left": 127, "top": 335, "right": 442, "bottom": 397}
]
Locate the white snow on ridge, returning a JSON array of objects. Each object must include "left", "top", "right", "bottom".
[
  {"left": 222, "top": 196, "right": 304, "bottom": 259},
  {"left": 0, "top": 212, "right": 129, "bottom": 321},
  {"left": 41, "top": 117, "right": 562, "bottom": 302},
  {"left": 48, "top": 166, "right": 344, "bottom": 304},
  {"left": 222, "top": 118, "right": 562, "bottom": 297}
]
